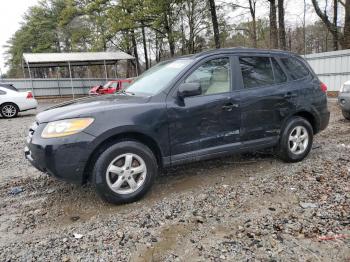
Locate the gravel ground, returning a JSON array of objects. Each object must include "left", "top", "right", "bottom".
[{"left": 0, "top": 99, "right": 349, "bottom": 261}]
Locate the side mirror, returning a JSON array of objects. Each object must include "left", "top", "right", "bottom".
[{"left": 178, "top": 82, "right": 201, "bottom": 98}]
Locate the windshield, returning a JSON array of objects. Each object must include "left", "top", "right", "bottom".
[
  {"left": 103, "top": 82, "right": 112, "bottom": 88},
  {"left": 126, "top": 59, "right": 193, "bottom": 95}
]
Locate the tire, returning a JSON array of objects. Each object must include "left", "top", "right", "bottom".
[
  {"left": 92, "top": 140, "right": 158, "bottom": 204},
  {"left": 278, "top": 117, "right": 313, "bottom": 163},
  {"left": 342, "top": 110, "right": 350, "bottom": 120},
  {"left": 0, "top": 103, "right": 19, "bottom": 118}
]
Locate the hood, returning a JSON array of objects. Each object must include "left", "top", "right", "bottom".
[{"left": 36, "top": 94, "right": 150, "bottom": 123}]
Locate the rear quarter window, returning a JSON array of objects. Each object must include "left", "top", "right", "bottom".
[{"left": 280, "top": 57, "right": 310, "bottom": 80}]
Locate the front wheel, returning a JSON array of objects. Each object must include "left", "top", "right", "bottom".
[
  {"left": 92, "top": 141, "right": 158, "bottom": 204},
  {"left": 278, "top": 117, "right": 313, "bottom": 163},
  {"left": 342, "top": 110, "right": 350, "bottom": 120}
]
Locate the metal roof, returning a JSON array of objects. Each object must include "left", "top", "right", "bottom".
[
  {"left": 305, "top": 49, "right": 350, "bottom": 60},
  {"left": 23, "top": 51, "right": 135, "bottom": 68}
]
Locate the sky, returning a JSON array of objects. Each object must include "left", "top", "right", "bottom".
[
  {"left": 0, "top": 0, "right": 341, "bottom": 75},
  {"left": 0, "top": 0, "right": 38, "bottom": 75}
]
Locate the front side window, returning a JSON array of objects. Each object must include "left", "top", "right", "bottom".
[
  {"left": 103, "top": 82, "right": 112, "bottom": 88},
  {"left": 184, "top": 57, "right": 230, "bottom": 95},
  {"left": 280, "top": 57, "right": 309, "bottom": 80},
  {"left": 239, "top": 57, "right": 275, "bottom": 89},
  {"left": 110, "top": 82, "right": 119, "bottom": 88}
]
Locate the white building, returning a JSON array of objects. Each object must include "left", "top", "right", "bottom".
[{"left": 305, "top": 49, "right": 350, "bottom": 93}]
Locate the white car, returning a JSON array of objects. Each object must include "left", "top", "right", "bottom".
[{"left": 0, "top": 84, "right": 38, "bottom": 118}]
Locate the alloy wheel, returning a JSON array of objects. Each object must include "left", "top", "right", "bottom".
[
  {"left": 288, "top": 126, "right": 309, "bottom": 155},
  {"left": 106, "top": 153, "right": 147, "bottom": 194}
]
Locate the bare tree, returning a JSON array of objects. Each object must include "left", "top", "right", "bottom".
[
  {"left": 278, "top": 0, "right": 287, "bottom": 50},
  {"left": 248, "top": 0, "right": 258, "bottom": 48},
  {"left": 311, "top": 0, "right": 350, "bottom": 49},
  {"left": 333, "top": 0, "right": 338, "bottom": 50},
  {"left": 141, "top": 23, "right": 149, "bottom": 70},
  {"left": 208, "top": 0, "right": 220, "bottom": 48}
]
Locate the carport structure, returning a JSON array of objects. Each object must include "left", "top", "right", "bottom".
[{"left": 23, "top": 51, "right": 135, "bottom": 98}]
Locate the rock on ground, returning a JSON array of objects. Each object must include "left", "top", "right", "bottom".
[{"left": 0, "top": 100, "right": 349, "bottom": 261}]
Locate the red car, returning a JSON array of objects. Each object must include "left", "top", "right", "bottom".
[{"left": 89, "top": 79, "right": 133, "bottom": 95}]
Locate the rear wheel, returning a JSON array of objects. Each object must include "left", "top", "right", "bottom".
[
  {"left": 0, "top": 103, "right": 19, "bottom": 118},
  {"left": 278, "top": 117, "right": 313, "bottom": 163},
  {"left": 342, "top": 110, "right": 350, "bottom": 120},
  {"left": 92, "top": 141, "right": 158, "bottom": 204}
]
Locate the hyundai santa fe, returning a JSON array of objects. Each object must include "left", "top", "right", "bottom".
[{"left": 25, "top": 48, "right": 330, "bottom": 204}]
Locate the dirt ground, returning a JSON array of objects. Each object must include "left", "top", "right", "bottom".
[{"left": 0, "top": 99, "right": 349, "bottom": 261}]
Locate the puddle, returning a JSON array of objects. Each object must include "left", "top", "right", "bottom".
[{"left": 131, "top": 223, "right": 192, "bottom": 262}]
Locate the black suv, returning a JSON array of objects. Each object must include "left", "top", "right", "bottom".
[{"left": 25, "top": 48, "right": 330, "bottom": 204}]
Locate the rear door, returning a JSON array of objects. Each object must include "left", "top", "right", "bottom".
[{"left": 237, "top": 55, "right": 295, "bottom": 141}]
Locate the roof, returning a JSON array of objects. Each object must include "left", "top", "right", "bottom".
[
  {"left": 23, "top": 51, "right": 135, "bottom": 68},
  {"left": 304, "top": 49, "right": 350, "bottom": 60},
  {"left": 193, "top": 47, "right": 296, "bottom": 58}
]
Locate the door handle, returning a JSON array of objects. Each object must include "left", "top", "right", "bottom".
[
  {"left": 284, "top": 92, "right": 297, "bottom": 98},
  {"left": 222, "top": 103, "right": 239, "bottom": 111}
]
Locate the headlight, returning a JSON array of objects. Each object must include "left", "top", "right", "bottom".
[
  {"left": 41, "top": 118, "right": 94, "bottom": 138},
  {"left": 341, "top": 84, "right": 350, "bottom": 93}
]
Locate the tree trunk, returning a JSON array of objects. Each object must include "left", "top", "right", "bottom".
[
  {"left": 248, "top": 0, "right": 257, "bottom": 48},
  {"left": 278, "top": 0, "right": 287, "bottom": 50},
  {"left": 343, "top": 0, "right": 350, "bottom": 49},
  {"left": 208, "top": 0, "right": 220, "bottom": 48},
  {"left": 311, "top": 0, "right": 350, "bottom": 48},
  {"left": 288, "top": 28, "right": 292, "bottom": 51},
  {"left": 164, "top": 9, "right": 175, "bottom": 57},
  {"left": 333, "top": 0, "right": 338, "bottom": 50},
  {"left": 181, "top": 16, "right": 186, "bottom": 55},
  {"left": 268, "top": 0, "right": 279, "bottom": 49},
  {"left": 141, "top": 23, "right": 149, "bottom": 70},
  {"left": 130, "top": 29, "right": 141, "bottom": 75},
  {"left": 125, "top": 31, "right": 132, "bottom": 78}
]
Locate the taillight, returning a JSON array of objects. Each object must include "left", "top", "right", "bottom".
[
  {"left": 320, "top": 82, "right": 327, "bottom": 93},
  {"left": 27, "top": 92, "right": 33, "bottom": 99}
]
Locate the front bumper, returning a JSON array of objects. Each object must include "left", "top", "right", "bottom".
[
  {"left": 25, "top": 122, "right": 95, "bottom": 184},
  {"left": 338, "top": 92, "right": 350, "bottom": 112}
]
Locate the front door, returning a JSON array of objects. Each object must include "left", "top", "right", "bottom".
[{"left": 167, "top": 57, "right": 241, "bottom": 160}]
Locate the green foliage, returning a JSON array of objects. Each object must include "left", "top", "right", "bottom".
[{"left": 4, "top": 0, "right": 344, "bottom": 77}]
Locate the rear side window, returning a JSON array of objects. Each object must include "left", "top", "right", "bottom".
[
  {"left": 239, "top": 57, "right": 274, "bottom": 88},
  {"left": 0, "top": 84, "right": 18, "bottom": 92},
  {"left": 280, "top": 57, "right": 309, "bottom": 80},
  {"left": 271, "top": 58, "right": 287, "bottom": 83}
]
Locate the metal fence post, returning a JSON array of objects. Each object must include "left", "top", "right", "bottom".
[
  {"left": 27, "top": 63, "right": 34, "bottom": 96},
  {"left": 104, "top": 60, "right": 108, "bottom": 81},
  {"left": 68, "top": 61, "right": 74, "bottom": 99}
]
